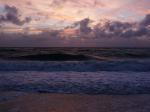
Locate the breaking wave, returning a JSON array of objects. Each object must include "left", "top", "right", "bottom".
[
  {"left": 0, "top": 71, "right": 150, "bottom": 94},
  {"left": 0, "top": 59, "right": 150, "bottom": 72}
]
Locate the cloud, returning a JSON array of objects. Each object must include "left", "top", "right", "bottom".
[
  {"left": 50, "top": 0, "right": 104, "bottom": 8},
  {"left": 91, "top": 14, "right": 150, "bottom": 39},
  {"left": 92, "top": 21, "right": 133, "bottom": 38},
  {"left": 75, "top": 18, "right": 92, "bottom": 34},
  {"left": 0, "top": 14, "right": 150, "bottom": 47},
  {"left": 0, "top": 5, "right": 31, "bottom": 25},
  {"left": 121, "top": 27, "right": 150, "bottom": 38},
  {"left": 0, "top": 30, "right": 65, "bottom": 47},
  {"left": 140, "top": 14, "right": 150, "bottom": 26}
]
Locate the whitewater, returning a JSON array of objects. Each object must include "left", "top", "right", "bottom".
[{"left": 0, "top": 59, "right": 150, "bottom": 94}]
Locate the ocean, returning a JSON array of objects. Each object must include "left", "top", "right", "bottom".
[{"left": 0, "top": 47, "right": 150, "bottom": 95}]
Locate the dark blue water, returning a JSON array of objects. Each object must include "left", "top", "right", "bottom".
[{"left": 0, "top": 48, "right": 150, "bottom": 95}]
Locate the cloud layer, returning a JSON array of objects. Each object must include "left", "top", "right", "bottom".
[
  {"left": 0, "top": 1, "right": 150, "bottom": 47},
  {"left": 0, "top": 5, "right": 31, "bottom": 25},
  {"left": 0, "top": 14, "right": 150, "bottom": 47}
]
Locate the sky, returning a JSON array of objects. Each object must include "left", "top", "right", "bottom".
[{"left": 0, "top": 0, "right": 150, "bottom": 47}]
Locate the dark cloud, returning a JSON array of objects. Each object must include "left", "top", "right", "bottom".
[
  {"left": 63, "top": 14, "right": 150, "bottom": 44},
  {"left": 0, "top": 14, "right": 150, "bottom": 47},
  {"left": 0, "top": 30, "right": 64, "bottom": 47},
  {"left": 90, "top": 21, "right": 132, "bottom": 38},
  {"left": 0, "top": 30, "right": 149, "bottom": 47},
  {"left": 92, "top": 14, "right": 150, "bottom": 39},
  {"left": 0, "top": 5, "right": 31, "bottom": 25},
  {"left": 74, "top": 18, "right": 92, "bottom": 34},
  {"left": 79, "top": 18, "right": 92, "bottom": 34},
  {"left": 121, "top": 27, "right": 150, "bottom": 38},
  {"left": 119, "top": 14, "right": 150, "bottom": 38},
  {"left": 141, "top": 14, "right": 150, "bottom": 26}
]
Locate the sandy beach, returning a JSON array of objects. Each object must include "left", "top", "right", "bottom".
[{"left": 0, "top": 92, "right": 150, "bottom": 112}]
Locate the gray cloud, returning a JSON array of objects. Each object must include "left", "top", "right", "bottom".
[
  {"left": 121, "top": 27, "right": 150, "bottom": 38},
  {"left": 0, "top": 5, "right": 31, "bottom": 25},
  {"left": 91, "top": 14, "right": 150, "bottom": 39},
  {"left": 140, "top": 14, "right": 150, "bottom": 26},
  {"left": 0, "top": 14, "right": 150, "bottom": 47},
  {"left": 78, "top": 18, "right": 92, "bottom": 34},
  {"left": 0, "top": 30, "right": 149, "bottom": 47},
  {"left": 73, "top": 18, "right": 92, "bottom": 34},
  {"left": 0, "top": 30, "right": 65, "bottom": 47}
]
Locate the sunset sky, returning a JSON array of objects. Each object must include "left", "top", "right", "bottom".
[{"left": 0, "top": 0, "right": 150, "bottom": 47}]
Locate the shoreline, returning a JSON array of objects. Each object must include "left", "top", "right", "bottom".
[{"left": 0, "top": 92, "right": 150, "bottom": 112}]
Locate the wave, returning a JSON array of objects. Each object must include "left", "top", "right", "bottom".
[
  {"left": 0, "top": 71, "right": 150, "bottom": 95},
  {"left": 12, "top": 53, "right": 92, "bottom": 61},
  {"left": 1, "top": 48, "right": 150, "bottom": 61},
  {"left": 0, "top": 59, "right": 150, "bottom": 72}
]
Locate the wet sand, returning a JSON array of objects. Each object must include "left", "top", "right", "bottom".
[{"left": 0, "top": 93, "right": 150, "bottom": 112}]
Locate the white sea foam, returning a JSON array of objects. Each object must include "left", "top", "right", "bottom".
[
  {"left": 0, "top": 59, "right": 150, "bottom": 94},
  {"left": 0, "top": 71, "right": 150, "bottom": 94}
]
